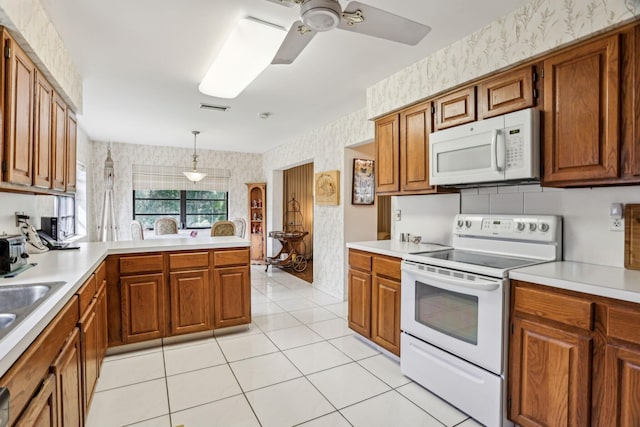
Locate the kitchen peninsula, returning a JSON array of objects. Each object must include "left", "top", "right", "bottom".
[{"left": 0, "top": 236, "right": 250, "bottom": 426}]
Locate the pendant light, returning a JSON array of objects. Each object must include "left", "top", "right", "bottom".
[{"left": 183, "top": 130, "right": 207, "bottom": 182}]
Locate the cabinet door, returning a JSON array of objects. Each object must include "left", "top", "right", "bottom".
[
  {"left": 434, "top": 86, "right": 476, "bottom": 130},
  {"left": 213, "top": 266, "right": 250, "bottom": 329},
  {"left": 375, "top": 114, "right": 400, "bottom": 193},
  {"left": 66, "top": 111, "right": 77, "bottom": 193},
  {"left": 478, "top": 66, "right": 535, "bottom": 119},
  {"left": 52, "top": 93, "right": 67, "bottom": 191},
  {"left": 121, "top": 273, "right": 165, "bottom": 343},
  {"left": 14, "top": 373, "right": 57, "bottom": 427},
  {"left": 169, "top": 269, "right": 210, "bottom": 335},
  {"left": 250, "top": 234, "right": 264, "bottom": 263},
  {"left": 3, "top": 33, "right": 36, "bottom": 185},
  {"left": 400, "top": 101, "right": 435, "bottom": 192},
  {"left": 51, "top": 328, "right": 82, "bottom": 427},
  {"left": 543, "top": 34, "right": 620, "bottom": 184},
  {"left": 348, "top": 268, "right": 371, "bottom": 337},
  {"left": 33, "top": 73, "right": 53, "bottom": 189},
  {"left": 96, "top": 281, "right": 108, "bottom": 369},
  {"left": 596, "top": 344, "right": 640, "bottom": 427},
  {"left": 371, "top": 276, "right": 401, "bottom": 356},
  {"left": 509, "top": 317, "right": 591, "bottom": 427},
  {"left": 79, "top": 299, "right": 98, "bottom": 414}
]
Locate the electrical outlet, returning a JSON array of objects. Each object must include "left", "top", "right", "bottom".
[
  {"left": 610, "top": 218, "right": 624, "bottom": 231},
  {"left": 394, "top": 209, "right": 401, "bottom": 221}
]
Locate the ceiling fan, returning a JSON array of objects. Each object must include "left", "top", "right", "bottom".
[{"left": 266, "top": 0, "right": 431, "bottom": 64}]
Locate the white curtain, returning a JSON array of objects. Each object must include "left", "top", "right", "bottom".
[{"left": 132, "top": 164, "right": 231, "bottom": 191}]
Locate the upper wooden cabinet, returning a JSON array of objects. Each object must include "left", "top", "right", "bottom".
[
  {"left": 542, "top": 34, "right": 620, "bottom": 185},
  {"left": 478, "top": 66, "right": 536, "bottom": 119},
  {"left": 52, "top": 93, "right": 68, "bottom": 191},
  {"left": 375, "top": 114, "right": 400, "bottom": 193},
  {"left": 400, "top": 102, "right": 435, "bottom": 192},
  {"left": 33, "top": 72, "right": 54, "bottom": 189},
  {"left": 66, "top": 110, "right": 77, "bottom": 193},
  {"left": 3, "top": 31, "right": 35, "bottom": 186},
  {"left": 434, "top": 86, "right": 476, "bottom": 130}
]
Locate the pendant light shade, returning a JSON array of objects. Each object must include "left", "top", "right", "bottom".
[{"left": 184, "top": 130, "right": 207, "bottom": 182}]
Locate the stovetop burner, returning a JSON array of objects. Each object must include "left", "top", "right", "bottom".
[{"left": 415, "top": 249, "right": 541, "bottom": 270}]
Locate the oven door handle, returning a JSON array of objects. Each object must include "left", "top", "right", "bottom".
[{"left": 403, "top": 266, "right": 500, "bottom": 291}]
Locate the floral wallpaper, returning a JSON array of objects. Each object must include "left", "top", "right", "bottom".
[
  {"left": 0, "top": 0, "right": 82, "bottom": 111},
  {"left": 88, "top": 141, "right": 264, "bottom": 242},
  {"left": 263, "top": 108, "right": 374, "bottom": 298},
  {"left": 367, "top": 0, "right": 640, "bottom": 118}
]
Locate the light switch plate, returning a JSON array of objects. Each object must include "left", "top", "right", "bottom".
[{"left": 395, "top": 209, "right": 401, "bottom": 221}]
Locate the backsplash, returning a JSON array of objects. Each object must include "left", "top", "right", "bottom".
[{"left": 394, "top": 184, "right": 640, "bottom": 268}]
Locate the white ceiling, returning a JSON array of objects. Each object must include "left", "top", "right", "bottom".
[{"left": 39, "top": 0, "right": 530, "bottom": 153}]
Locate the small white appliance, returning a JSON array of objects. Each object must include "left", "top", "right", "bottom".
[
  {"left": 400, "top": 214, "right": 562, "bottom": 427},
  {"left": 429, "top": 108, "right": 540, "bottom": 186}
]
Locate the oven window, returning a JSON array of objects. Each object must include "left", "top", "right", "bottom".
[{"left": 415, "top": 281, "right": 478, "bottom": 345}]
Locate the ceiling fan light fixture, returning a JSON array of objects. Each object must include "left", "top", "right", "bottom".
[
  {"left": 199, "top": 17, "right": 286, "bottom": 99},
  {"left": 300, "top": 0, "right": 341, "bottom": 32},
  {"left": 183, "top": 130, "right": 207, "bottom": 183}
]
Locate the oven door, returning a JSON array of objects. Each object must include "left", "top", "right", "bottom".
[{"left": 401, "top": 261, "right": 506, "bottom": 374}]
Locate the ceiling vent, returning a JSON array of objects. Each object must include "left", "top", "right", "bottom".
[{"left": 199, "top": 103, "right": 230, "bottom": 112}]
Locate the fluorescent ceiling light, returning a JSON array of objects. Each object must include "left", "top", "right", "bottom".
[{"left": 199, "top": 17, "right": 286, "bottom": 99}]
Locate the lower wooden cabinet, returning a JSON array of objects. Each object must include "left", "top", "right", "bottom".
[
  {"left": 213, "top": 266, "right": 251, "bottom": 329},
  {"left": 109, "top": 249, "right": 252, "bottom": 346},
  {"left": 14, "top": 373, "right": 57, "bottom": 427},
  {"left": 79, "top": 298, "right": 99, "bottom": 415},
  {"left": 509, "top": 280, "right": 640, "bottom": 427},
  {"left": 96, "top": 281, "right": 108, "bottom": 371},
  {"left": 347, "top": 249, "right": 401, "bottom": 356},
  {"left": 121, "top": 273, "right": 166, "bottom": 343},
  {"left": 52, "top": 328, "right": 83, "bottom": 427},
  {"left": 169, "top": 269, "right": 210, "bottom": 335}
]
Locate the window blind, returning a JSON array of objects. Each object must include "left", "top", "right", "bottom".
[{"left": 132, "top": 164, "right": 231, "bottom": 191}]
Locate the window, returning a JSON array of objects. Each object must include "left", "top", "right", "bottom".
[
  {"left": 55, "top": 195, "right": 76, "bottom": 239},
  {"left": 133, "top": 190, "right": 228, "bottom": 230}
]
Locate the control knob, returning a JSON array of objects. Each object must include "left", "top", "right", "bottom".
[
  {"left": 539, "top": 222, "right": 549, "bottom": 232},
  {"left": 456, "top": 220, "right": 464, "bottom": 228},
  {"left": 529, "top": 223, "right": 537, "bottom": 232},
  {"left": 516, "top": 222, "right": 525, "bottom": 231},
  {"left": 465, "top": 220, "right": 472, "bottom": 228}
]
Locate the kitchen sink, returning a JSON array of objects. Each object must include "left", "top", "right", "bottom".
[{"left": 0, "top": 282, "right": 66, "bottom": 340}]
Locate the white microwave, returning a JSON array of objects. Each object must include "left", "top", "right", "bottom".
[{"left": 429, "top": 108, "right": 540, "bottom": 186}]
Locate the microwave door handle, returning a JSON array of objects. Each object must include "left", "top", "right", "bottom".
[
  {"left": 491, "top": 129, "right": 502, "bottom": 172},
  {"left": 404, "top": 266, "right": 500, "bottom": 291}
]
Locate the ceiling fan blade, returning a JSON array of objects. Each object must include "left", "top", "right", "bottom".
[
  {"left": 338, "top": 1, "right": 431, "bottom": 45},
  {"left": 264, "top": 0, "right": 298, "bottom": 7},
  {"left": 272, "top": 21, "right": 317, "bottom": 64}
]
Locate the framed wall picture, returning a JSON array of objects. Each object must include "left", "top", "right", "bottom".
[
  {"left": 352, "top": 159, "right": 375, "bottom": 205},
  {"left": 315, "top": 170, "right": 340, "bottom": 205}
]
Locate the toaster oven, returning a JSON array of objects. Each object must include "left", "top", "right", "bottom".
[{"left": 0, "top": 235, "right": 28, "bottom": 274}]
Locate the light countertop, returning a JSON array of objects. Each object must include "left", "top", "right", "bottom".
[
  {"left": 0, "top": 236, "right": 249, "bottom": 377},
  {"left": 346, "top": 240, "right": 451, "bottom": 258},
  {"left": 510, "top": 261, "right": 640, "bottom": 303}
]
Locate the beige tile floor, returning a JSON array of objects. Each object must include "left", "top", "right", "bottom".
[{"left": 86, "top": 266, "right": 483, "bottom": 427}]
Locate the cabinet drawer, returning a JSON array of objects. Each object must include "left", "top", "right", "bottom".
[
  {"left": 213, "top": 249, "right": 250, "bottom": 267},
  {"left": 349, "top": 250, "right": 372, "bottom": 271},
  {"left": 606, "top": 305, "right": 640, "bottom": 345},
  {"left": 514, "top": 286, "right": 593, "bottom": 330},
  {"left": 120, "top": 254, "right": 164, "bottom": 274},
  {"left": 169, "top": 252, "right": 209, "bottom": 270},
  {"left": 77, "top": 274, "right": 97, "bottom": 316},
  {"left": 373, "top": 256, "right": 401, "bottom": 281}
]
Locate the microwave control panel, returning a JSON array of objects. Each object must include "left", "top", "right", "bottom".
[{"left": 505, "top": 126, "right": 524, "bottom": 170}]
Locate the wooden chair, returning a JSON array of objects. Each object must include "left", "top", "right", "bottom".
[
  {"left": 231, "top": 218, "right": 246, "bottom": 238},
  {"left": 211, "top": 220, "right": 236, "bottom": 236},
  {"left": 131, "top": 220, "right": 144, "bottom": 240},
  {"left": 154, "top": 217, "right": 179, "bottom": 235}
]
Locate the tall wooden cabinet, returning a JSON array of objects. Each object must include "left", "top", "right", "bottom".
[
  {"left": 247, "top": 183, "right": 266, "bottom": 263},
  {"left": 348, "top": 249, "right": 401, "bottom": 356}
]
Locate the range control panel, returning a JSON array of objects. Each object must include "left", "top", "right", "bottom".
[{"left": 453, "top": 214, "right": 561, "bottom": 242}]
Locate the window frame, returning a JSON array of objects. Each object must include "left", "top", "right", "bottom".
[{"left": 133, "top": 190, "right": 228, "bottom": 229}]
